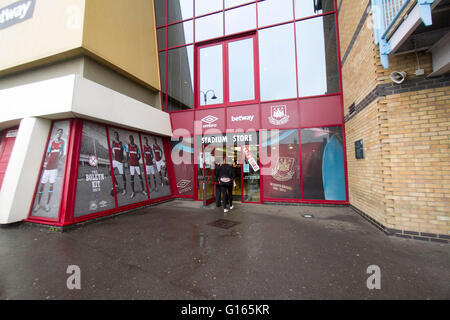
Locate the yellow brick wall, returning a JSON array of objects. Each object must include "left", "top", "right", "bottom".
[
  {"left": 339, "top": 0, "right": 450, "bottom": 236},
  {"left": 345, "top": 100, "right": 387, "bottom": 226},
  {"left": 382, "top": 87, "right": 450, "bottom": 235}
]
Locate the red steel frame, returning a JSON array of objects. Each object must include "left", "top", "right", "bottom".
[
  {"left": 165, "top": 0, "right": 348, "bottom": 205},
  {"left": 26, "top": 118, "right": 177, "bottom": 227}
]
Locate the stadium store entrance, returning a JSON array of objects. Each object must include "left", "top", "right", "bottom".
[
  {"left": 196, "top": 131, "right": 261, "bottom": 205},
  {"left": 169, "top": 99, "right": 349, "bottom": 205},
  {"left": 25, "top": 119, "right": 174, "bottom": 227}
]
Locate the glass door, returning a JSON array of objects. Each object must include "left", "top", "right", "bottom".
[
  {"left": 242, "top": 145, "right": 261, "bottom": 203},
  {"left": 198, "top": 144, "right": 216, "bottom": 205}
]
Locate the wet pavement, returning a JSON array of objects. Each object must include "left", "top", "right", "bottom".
[{"left": 0, "top": 200, "right": 449, "bottom": 300}]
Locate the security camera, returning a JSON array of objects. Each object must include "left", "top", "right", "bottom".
[{"left": 390, "top": 71, "right": 407, "bottom": 84}]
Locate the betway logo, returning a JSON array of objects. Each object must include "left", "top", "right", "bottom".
[
  {"left": 201, "top": 115, "right": 218, "bottom": 128},
  {"left": 0, "top": 0, "right": 35, "bottom": 30},
  {"left": 231, "top": 115, "right": 254, "bottom": 122}
]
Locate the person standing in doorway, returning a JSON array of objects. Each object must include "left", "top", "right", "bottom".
[{"left": 217, "top": 157, "right": 236, "bottom": 214}]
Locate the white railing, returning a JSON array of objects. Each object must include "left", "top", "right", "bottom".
[{"left": 371, "top": 0, "right": 435, "bottom": 68}]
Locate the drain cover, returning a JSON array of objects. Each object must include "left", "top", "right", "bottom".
[{"left": 208, "top": 219, "right": 241, "bottom": 229}]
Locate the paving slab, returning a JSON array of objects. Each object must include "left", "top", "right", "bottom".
[{"left": 0, "top": 200, "right": 449, "bottom": 300}]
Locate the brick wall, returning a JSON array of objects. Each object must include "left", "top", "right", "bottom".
[{"left": 339, "top": 0, "right": 450, "bottom": 240}]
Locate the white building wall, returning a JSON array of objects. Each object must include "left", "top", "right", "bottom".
[{"left": 0, "top": 117, "right": 51, "bottom": 224}]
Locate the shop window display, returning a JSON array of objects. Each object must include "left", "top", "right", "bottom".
[
  {"left": 31, "top": 120, "right": 70, "bottom": 219},
  {"left": 301, "top": 126, "right": 346, "bottom": 201},
  {"left": 108, "top": 127, "right": 149, "bottom": 206},
  {"left": 261, "top": 129, "right": 301, "bottom": 200},
  {"left": 73, "top": 121, "right": 115, "bottom": 217}
]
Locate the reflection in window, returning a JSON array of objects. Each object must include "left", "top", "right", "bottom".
[
  {"left": 154, "top": 0, "right": 167, "bottom": 26},
  {"left": 301, "top": 126, "right": 345, "bottom": 200},
  {"left": 170, "top": 136, "right": 194, "bottom": 196},
  {"left": 225, "top": 0, "right": 253, "bottom": 9},
  {"left": 195, "top": 0, "right": 222, "bottom": 16},
  {"left": 257, "top": 0, "right": 293, "bottom": 28},
  {"left": 225, "top": 3, "right": 256, "bottom": 35},
  {"left": 168, "top": 0, "right": 193, "bottom": 23},
  {"left": 195, "top": 12, "right": 223, "bottom": 42},
  {"left": 295, "top": 0, "right": 334, "bottom": 19},
  {"left": 199, "top": 44, "right": 223, "bottom": 106},
  {"left": 228, "top": 38, "right": 255, "bottom": 102},
  {"left": 157, "top": 27, "right": 166, "bottom": 50},
  {"left": 296, "top": 15, "right": 339, "bottom": 97},
  {"left": 259, "top": 23, "right": 297, "bottom": 101},
  {"left": 261, "top": 129, "right": 301, "bottom": 200},
  {"left": 167, "top": 46, "right": 194, "bottom": 111},
  {"left": 168, "top": 20, "right": 193, "bottom": 48}
]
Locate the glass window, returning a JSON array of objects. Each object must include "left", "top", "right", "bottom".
[
  {"left": 295, "top": 0, "right": 334, "bottom": 19},
  {"left": 168, "top": 0, "right": 193, "bottom": 23},
  {"left": 296, "top": 15, "right": 339, "bottom": 97},
  {"left": 108, "top": 128, "right": 149, "bottom": 207},
  {"left": 225, "top": 3, "right": 256, "bottom": 35},
  {"left": 159, "top": 51, "right": 166, "bottom": 93},
  {"left": 257, "top": 0, "right": 293, "bottom": 28},
  {"left": 225, "top": 0, "right": 254, "bottom": 9},
  {"left": 154, "top": 0, "right": 167, "bottom": 26},
  {"left": 199, "top": 44, "right": 223, "bottom": 106},
  {"left": 258, "top": 23, "right": 297, "bottom": 101},
  {"left": 31, "top": 120, "right": 71, "bottom": 219},
  {"left": 73, "top": 122, "right": 115, "bottom": 217},
  {"left": 301, "top": 126, "right": 346, "bottom": 201},
  {"left": 195, "top": 0, "right": 222, "bottom": 16},
  {"left": 167, "top": 45, "right": 194, "bottom": 111},
  {"left": 261, "top": 129, "right": 301, "bottom": 200},
  {"left": 141, "top": 134, "right": 171, "bottom": 199},
  {"left": 170, "top": 136, "right": 194, "bottom": 196},
  {"left": 228, "top": 38, "right": 255, "bottom": 102},
  {"left": 195, "top": 12, "right": 223, "bottom": 42},
  {"left": 167, "top": 20, "right": 193, "bottom": 48},
  {"left": 157, "top": 27, "right": 166, "bottom": 50}
]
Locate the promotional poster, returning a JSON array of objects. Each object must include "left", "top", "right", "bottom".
[
  {"left": 108, "top": 127, "right": 149, "bottom": 206},
  {"left": 73, "top": 121, "right": 115, "bottom": 217},
  {"left": 170, "top": 137, "right": 194, "bottom": 196},
  {"left": 262, "top": 129, "right": 301, "bottom": 199},
  {"left": 301, "top": 126, "right": 346, "bottom": 201},
  {"left": 31, "top": 120, "right": 70, "bottom": 219}
]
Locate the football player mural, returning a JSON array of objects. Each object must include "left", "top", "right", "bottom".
[
  {"left": 108, "top": 127, "right": 149, "bottom": 206},
  {"left": 141, "top": 134, "right": 171, "bottom": 198},
  {"left": 73, "top": 121, "right": 115, "bottom": 217},
  {"left": 31, "top": 120, "right": 70, "bottom": 219}
]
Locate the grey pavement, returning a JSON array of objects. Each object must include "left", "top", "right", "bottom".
[{"left": 0, "top": 200, "right": 449, "bottom": 300}]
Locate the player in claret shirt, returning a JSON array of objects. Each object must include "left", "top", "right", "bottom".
[
  {"left": 143, "top": 136, "right": 158, "bottom": 193},
  {"left": 127, "top": 135, "right": 147, "bottom": 198},
  {"left": 110, "top": 131, "right": 127, "bottom": 196},
  {"left": 152, "top": 137, "right": 169, "bottom": 188},
  {"left": 34, "top": 128, "right": 65, "bottom": 212}
]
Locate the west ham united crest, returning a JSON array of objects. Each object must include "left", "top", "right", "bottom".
[
  {"left": 268, "top": 105, "right": 289, "bottom": 125},
  {"left": 272, "top": 157, "right": 295, "bottom": 182}
]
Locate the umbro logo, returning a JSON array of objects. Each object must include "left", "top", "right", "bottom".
[
  {"left": 201, "top": 115, "right": 218, "bottom": 124},
  {"left": 176, "top": 179, "right": 191, "bottom": 188},
  {"left": 201, "top": 115, "right": 218, "bottom": 128}
]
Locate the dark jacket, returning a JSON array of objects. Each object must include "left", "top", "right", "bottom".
[{"left": 216, "top": 163, "right": 235, "bottom": 186}]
